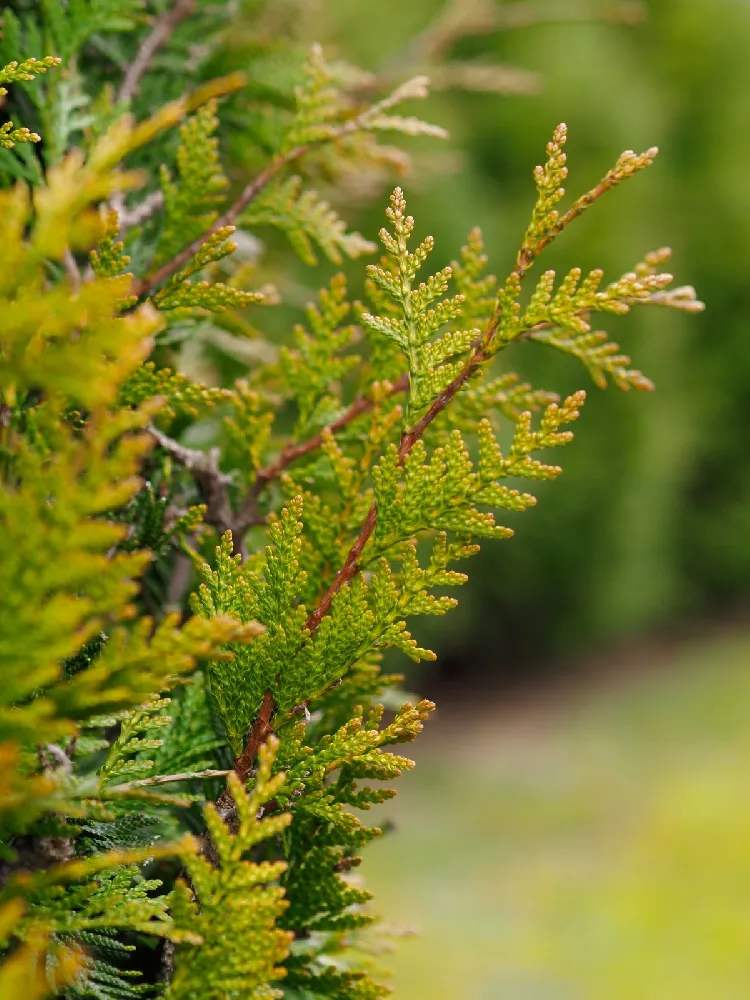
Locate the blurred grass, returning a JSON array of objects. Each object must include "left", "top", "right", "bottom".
[{"left": 365, "top": 628, "right": 750, "bottom": 998}]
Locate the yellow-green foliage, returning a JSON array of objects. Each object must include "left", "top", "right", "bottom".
[
  {"left": 0, "top": 113, "right": 261, "bottom": 993},
  {"left": 0, "top": 3, "right": 703, "bottom": 999},
  {"left": 169, "top": 740, "right": 293, "bottom": 1000},
  {"left": 0, "top": 56, "right": 59, "bottom": 148}
]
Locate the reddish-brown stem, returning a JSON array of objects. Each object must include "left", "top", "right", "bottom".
[
  {"left": 233, "top": 374, "right": 409, "bottom": 539},
  {"left": 231, "top": 314, "right": 501, "bottom": 774},
  {"left": 514, "top": 158, "right": 656, "bottom": 281},
  {"left": 304, "top": 502, "right": 379, "bottom": 636},
  {"left": 304, "top": 315, "right": 499, "bottom": 637},
  {"left": 233, "top": 689, "right": 275, "bottom": 786}
]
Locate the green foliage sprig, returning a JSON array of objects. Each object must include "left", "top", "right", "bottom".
[{"left": 0, "top": 56, "right": 59, "bottom": 149}]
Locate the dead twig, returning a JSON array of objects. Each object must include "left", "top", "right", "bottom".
[
  {"left": 117, "top": 0, "right": 196, "bottom": 106},
  {"left": 108, "top": 769, "right": 231, "bottom": 793},
  {"left": 148, "top": 426, "right": 235, "bottom": 535},
  {"left": 118, "top": 190, "right": 165, "bottom": 233}
]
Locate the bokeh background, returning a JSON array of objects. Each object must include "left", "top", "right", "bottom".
[
  {"left": 236, "top": 2, "right": 750, "bottom": 995},
  {"left": 320, "top": 0, "right": 750, "bottom": 672}
]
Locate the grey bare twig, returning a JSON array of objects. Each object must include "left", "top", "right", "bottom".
[
  {"left": 107, "top": 768, "right": 231, "bottom": 792},
  {"left": 119, "top": 190, "right": 165, "bottom": 233},
  {"left": 117, "top": 0, "right": 196, "bottom": 106},
  {"left": 62, "top": 248, "right": 82, "bottom": 290},
  {"left": 148, "top": 426, "right": 235, "bottom": 535}
]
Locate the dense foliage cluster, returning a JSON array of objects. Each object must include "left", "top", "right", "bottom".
[{"left": 0, "top": 1, "right": 701, "bottom": 997}]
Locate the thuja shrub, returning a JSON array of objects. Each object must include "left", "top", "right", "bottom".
[{"left": 0, "top": 2, "right": 702, "bottom": 998}]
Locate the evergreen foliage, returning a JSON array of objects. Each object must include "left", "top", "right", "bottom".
[{"left": 0, "top": 1, "right": 702, "bottom": 997}]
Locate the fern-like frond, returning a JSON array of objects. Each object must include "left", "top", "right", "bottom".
[
  {"left": 362, "top": 187, "right": 469, "bottom": 424},
  {"left": 245, "top": 175, "right": 375, "bottom": 266},
  {"left": 279, "top": 273, "right": 361, "bottom": 432},
  {"left": 154, "top": 101, "right": 229, "bottom": 268},
  {"left": 168, "top": 739, "right": 292, "bottom": 1000},
  {"left": 153, "top": 225, "right": 265, "bottom": 313}
]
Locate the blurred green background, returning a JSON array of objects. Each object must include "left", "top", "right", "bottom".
[
  {"left": 230, "top": 2, "right": 750, "bottom": 996},
  {"left": 365, "top": 628, "right": 750, "bottom": 999},
  {"left": 310, "top": 0, "right": 750, "bottom": 674}
]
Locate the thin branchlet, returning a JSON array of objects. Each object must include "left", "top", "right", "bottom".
[{"left": 117, "top": 0, "right": 196, "bottom": 105}]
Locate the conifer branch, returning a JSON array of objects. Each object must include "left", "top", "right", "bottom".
[
  {"left": 232, "top": 689, "right": 275, "bottom": 785},
  {"left": 303, "top": 148, "right": 679, "bottom": 639},
  {"left": 305, "top": 314, "right": 500, "bottom": 637},
  {"left": 133, "top": 77, "right": 443, "bottom": 298},
  {"left": 233, "top": 374, "right": 410, "bottom": 537},
  {"left": 514, "top": 129, "right": 658, "bottom": 280},
  {"left": 132, "top": 144, "right": 313, "bottom": 298},
  {"left": 118, "top": 0, "right": 196, "bottom": 105}
]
